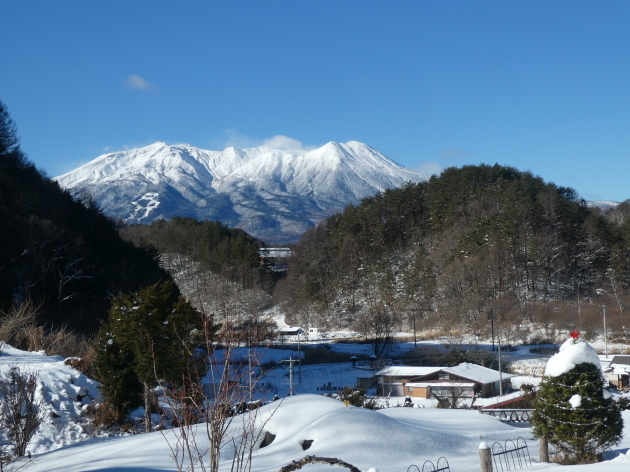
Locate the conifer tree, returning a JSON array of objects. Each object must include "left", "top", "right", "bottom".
[
  {"left": 94, "top": 281, "right": 204, "bottom": 431},
  {"left": 533, "top": 332, "right": 622, "bottom": 464}
]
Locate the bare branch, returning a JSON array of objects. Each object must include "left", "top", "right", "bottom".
[{"left": 278, "top": 455, "right": 362, "bottom": 472}]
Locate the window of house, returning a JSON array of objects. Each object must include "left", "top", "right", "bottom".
[
  {"left": 438, "top": 373, "right": 449, "bottom": 380},
  {"left": 407, "top": 386, "right": 414, "bottom": 392}
]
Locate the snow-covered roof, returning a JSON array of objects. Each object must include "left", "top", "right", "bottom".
[
  {"left": 607, "top": 356, "right": 630, "bottom": 376},
  {"left": 609, "top": 366, "right": 630, "bottom": 376},
  {"left": 260, "top": 248, "right": 292, "bottom": 258},
  {"left": 376, "top": 366, "right": 441, "bottom": 378},
  {"left": 600, "top": 357, "right": 612, "bottom": 371},
  {"left": 279, "top": 326, "right": 304, "bottom": 335},
  {"left": 376, "top": 364, "right": 512, "bottom": 384},
  {"left": 442, "top": 363, "right": 514, "bottom": 384},
  {"left": 407, "top": 381, "right": 476, "bottom": 388}
]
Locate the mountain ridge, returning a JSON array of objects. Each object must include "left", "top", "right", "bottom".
[{"left": 55, "top": 141, "right": 426, "bottom": 243}]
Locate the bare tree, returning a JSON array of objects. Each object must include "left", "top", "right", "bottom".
[
  {"left": 161, "top": 301, "right": 279, "bottom": 472},
  {"left": 0, "top": 366, "right": 44, "bottom": 466},
  {"left": 367, "top": 305, "right": 393, "bottom": 359},
  {"left": 431, "top": 385, "right": 479, "bottom": 409}
]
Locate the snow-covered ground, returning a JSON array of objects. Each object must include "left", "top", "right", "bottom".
[
  {"left": 22, "top": 394, "right": 630, "bottom": 472},
  {"left": 0, "top": 344, "right": 101, "bottom": 455},
  {"left": 260, "top": 361, "right": 373, "bottom": 397},
  {"left": 2, "top": 334, "right": 630, "bottom": 472}
]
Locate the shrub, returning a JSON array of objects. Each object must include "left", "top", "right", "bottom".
[
  {"left": 336, "top": 387, "right": 379, "bottom": 410},
  {"left": 533, "top": 361, "right": 623, "bottom": 464},
  {"left": 0, "top": 366, "right": 44, "bottom": 462}
]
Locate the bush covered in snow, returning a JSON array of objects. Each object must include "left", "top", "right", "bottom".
[{"left": 533, "top": 335, "right": 623, "bottom": 464}]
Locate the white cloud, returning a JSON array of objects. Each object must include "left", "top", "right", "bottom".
[
  {"left": 124, "top": 74, "right": 159, "bottom": 93},
  {"left": 416, "top": 161, "right": 443, "bottom": 177},
  {"left": 216, "top": 131, "right": 313, "bottom": 151},
  {"left": 263, "top": 135, "right": 305, "bottom": 151}
]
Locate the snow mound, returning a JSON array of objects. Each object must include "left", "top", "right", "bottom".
[
  {"left": 0, "top": 344, "right": 101, "bottom": 454},
  {"left": 26, "top": 394, "right": 525, "bottom": 472},
  {"left": 544, "top": 338, "right": 602, "bottom": 378}
]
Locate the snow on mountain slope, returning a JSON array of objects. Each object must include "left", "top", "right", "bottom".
[{"left": 54, "top": 141, "right": 426, "bottom": 243}]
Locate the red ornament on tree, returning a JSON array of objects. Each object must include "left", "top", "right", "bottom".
[{"left": 570, "top": 330, "right": 580, "bottom": 341}]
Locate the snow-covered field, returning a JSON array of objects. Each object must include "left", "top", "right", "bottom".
[
  {"left": 2, "top": 337, "right": 630, "bottom": 472},
  {"left": 22, "top": 394, "right": 630, "bottom": 472}
]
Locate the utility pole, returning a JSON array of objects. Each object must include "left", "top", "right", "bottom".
[
  {"left": 602, "top": 305, "right": 608, "bottom": 358},
  {"left": 488, "top": 308, "right": 495, "bottom": 351},
  {"left": 248, "top": 348, "right": 253, "bottom": 401},
  {"left": 498, "top": 334, "right": 503, "bottom": 397},
  {"left": 298, "top": 329, "right": 302, "bottom": 383},
  {"left": 412, "top": 308, "right": 417, "bottom": 348},
  {"left": 282, "top": 358, "right": 298, "bottom": 396}
]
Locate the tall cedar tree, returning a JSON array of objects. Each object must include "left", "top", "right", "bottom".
[
  {"left": 94, "top": 281, "right": 204, "bottom": 431},
  {"left": 533, "top": 361, "right": 622, "bottom": 464}
]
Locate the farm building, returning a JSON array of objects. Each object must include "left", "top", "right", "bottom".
[{"left": 375, "top": 363, "right": 514, "bottom": 398}]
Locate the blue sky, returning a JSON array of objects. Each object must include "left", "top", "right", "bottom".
[{"left": 2, "top": 1, "right": 629, "bottom": 201}]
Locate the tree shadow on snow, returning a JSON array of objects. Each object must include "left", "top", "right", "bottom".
[
  {"left": 89, "top": 468, "right": 165, "bottom": 472},
  {"left": 603, "top": 447, "right": 629, "bottom": 460}
]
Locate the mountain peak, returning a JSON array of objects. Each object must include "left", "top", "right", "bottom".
[
  {"left": 147, "top": 141, "right": 170, "bottom": 149},
  {"left": 54, "top": 141, "right": 427, "bottom": 243}
]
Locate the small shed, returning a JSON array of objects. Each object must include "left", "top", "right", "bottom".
[
  {"left": 604, "top": 355, "right": 630, "bottom": 389},
  {"left": 278, "top": 327, "right": 304, "bottom": 342}
]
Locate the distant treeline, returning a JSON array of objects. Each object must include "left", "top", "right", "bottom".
[
  {"left": 119, "top": 217, "right": 266, "bottom": 289},
  {"left": 0, "top": 101, "right": 169, "bottom": 332},
  {"left": 278, "top": 164, "right": 630, "bottom": 336}
]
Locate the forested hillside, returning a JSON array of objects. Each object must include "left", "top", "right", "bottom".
[
  {"left": 277, "top": 164, "right": 630, "bottom": 340},
  {"left": 120, "top": 218, "right": 262, "bottom": 277},
  {"left": 0, "top": 102, "right": 170, "bottom": 332},
  {"left": 119, "top": 217, "right": 268, "bottom": 289},
  {"left": 120, "top": 218, "right": 276, "bottom": 321}
]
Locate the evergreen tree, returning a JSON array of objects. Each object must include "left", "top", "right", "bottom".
[
  {"left": 94, "top": 281, "right": 204, "bottom": 431},
  {"left": 0, "top": 100, "right": 171, "bottom": 331},
  {"left": 533, "top": 334, "right": 623, "bottom": 464}
]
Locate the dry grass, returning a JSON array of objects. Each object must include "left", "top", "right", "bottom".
[
  {"left": 0, "top": 301, "right": 96, "bottom": 376},
  {"left": 413, "top": 329, "right": 463, "bottom": 341}
]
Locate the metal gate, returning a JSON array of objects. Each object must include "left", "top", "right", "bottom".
[
  {"left": 491, "top": 438, "right": 532, "bottom": 472},
  {"left": 407, "top": 457, "right": 450, "bottom": 472}
]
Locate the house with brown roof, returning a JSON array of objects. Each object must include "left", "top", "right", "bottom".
[{"left": 375, "top": 363, "right": 514, "bottom": 398}]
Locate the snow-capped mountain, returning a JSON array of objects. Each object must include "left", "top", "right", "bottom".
[{"left": 55, "top": 141, "right": 426, "bottom": 243}]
